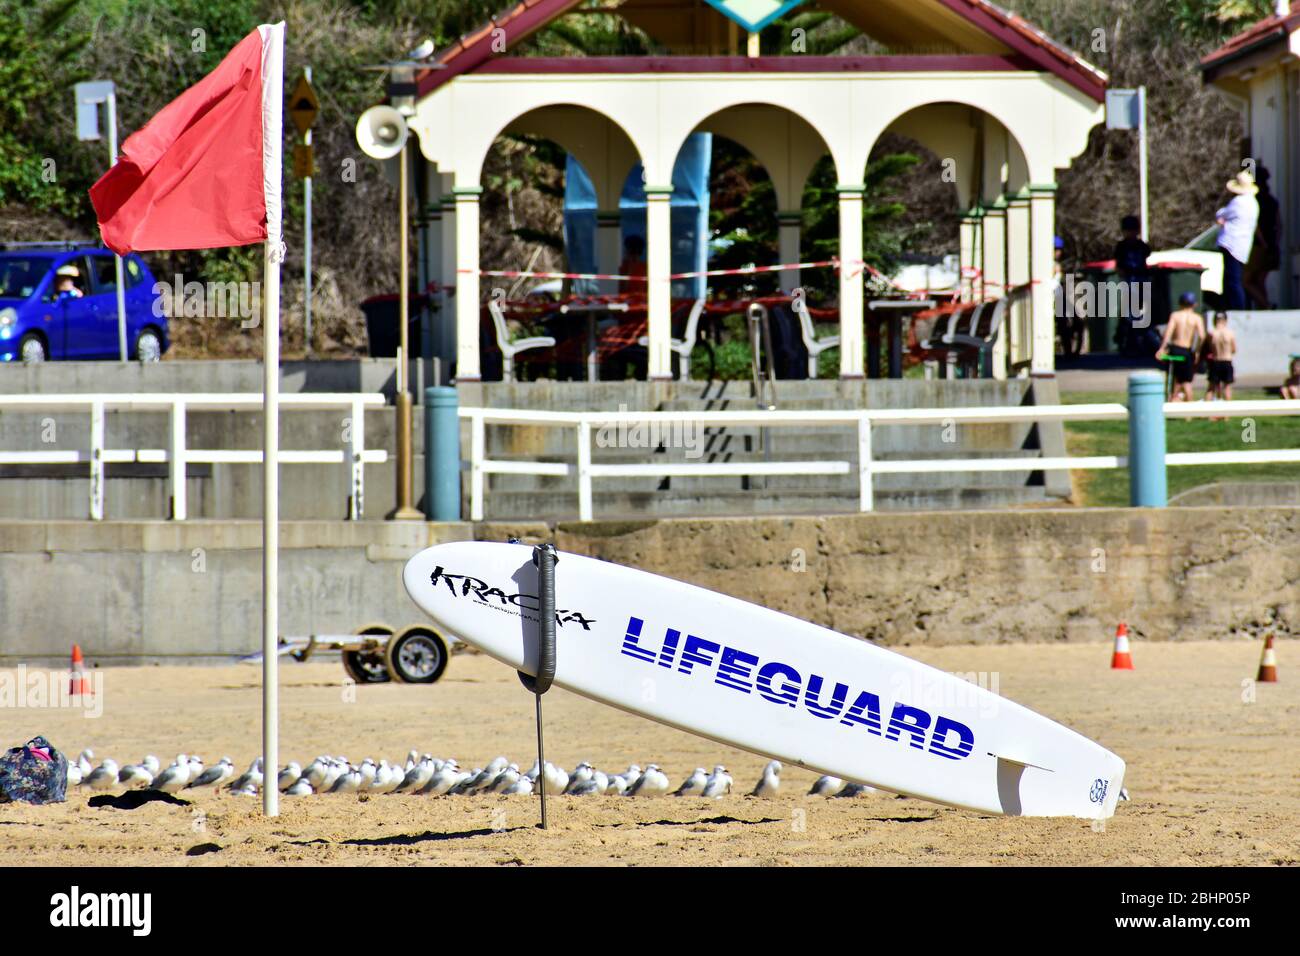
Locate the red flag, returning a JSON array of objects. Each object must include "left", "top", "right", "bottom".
[{"left": 90, "top": 24, "right": 284, "bottom": 255}]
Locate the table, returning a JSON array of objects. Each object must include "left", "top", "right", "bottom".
[
  {"left": 557, "top": 300, "right": 630, "bottom": 382},
  {"left": 867, "top": 298, "right": 936, "bottom": 379}
]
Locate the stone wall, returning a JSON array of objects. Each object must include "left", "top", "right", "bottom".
[{"left": 3, "top": 507, "right": 1295, "bottom": 663}]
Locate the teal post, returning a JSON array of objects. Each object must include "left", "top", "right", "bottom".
[
  {"left": 425, "top": 386, "right": 460, "bottom": 520},
  {"left": 1127, "top": 370, "right": 1166, "bottom": 507}
]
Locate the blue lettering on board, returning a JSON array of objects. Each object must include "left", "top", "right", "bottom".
[{"left": 616, "top": 615, "right": 975, "bottom": 762}]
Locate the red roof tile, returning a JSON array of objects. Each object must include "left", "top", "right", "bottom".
[{"left": 417, "top": 0, "right": 1106, "bottom": 101}]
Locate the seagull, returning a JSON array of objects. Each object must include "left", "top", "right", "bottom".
[
  {"left": 568, "top": 778, "right": 604, "bottom": 796},
  {"left": 605, "top": 775, "right": 628, "bottom": 796},
  {"left": 403, "top": 750, "right": 419, "bottom": 774},
  {"left": 285, "top": 777, "right": 314, "bottom": 797},
  {"left": 491, "top": 764, "right": 521, "bottom": 794},
  {"left": 701, "top": 765, "right": 732, "bottom": 799},
  {"left": 542, "top": 762, "right": 569, "bottom": 796},
  {"left": 628, "top": 764, "right": 670, "bottom": 796},
  {"left": 66, "top": 763, "right": 82, "bottom": 787},
  {"left": 186, "top": 755, "right": 205, "bottom": 782},
  {"left": 673, "top": 768, "right": 708, "bottom": 796},
  {"left": 118, "top": 762, "right": 154, "bottom": 790},
  {"left": 834, "top": 782, "right": 877, "bottom": 798},
  {"left": 564, "top": 762, "right": 595, "bottom": 794},
  {"left": 397, "top": 755, "right": 436, "bottom": 793},
  {"left": 319, "top": 758, "right": 345, "bottom": 793},
  {"left": 608, "top": 764, "right": 641, "bottom": 794},
  {"left": 150, "top": 755, "right": 192, "bottom": 793},
  {"left": 329, "top": 764, "right": 364, "bottom": 794},
  {"left": 502, "top": 774, "right": 534, "bottom": 795},
  {"left": 357, "top": 758, "right": 378, "bottom": 790},
  {"left": 229, "top": 757, "right": 263, "bottom": 793},
  {"left": 809, "top": 775, "right": 845, "bottom": 797},
  {"left": 304, "top": 757, "right": 330, "bottom": 792},
  {"left": 76, "top": 750, "right": 94, "bottom": 779},
  {"left": 186, "top": 757, "right": 234, "bottom": 790},
  {"left": 84, "top": 758, "right": 120, "bottom": 791},
  {"left": 750, "top": 761, "right": 781, "bottom": 797},
  {"left": 407, "top": 38, "right": 435, "bottom": 61},
  {"left": 422, "top": 760, "right": 461, "bottom": 796},
  {"left": 278, "top": 762, "right": 302, "bottom": 792}
]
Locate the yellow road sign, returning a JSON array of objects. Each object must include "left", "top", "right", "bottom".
[
  {"left": 289, "top": 73, "right": 319, "bottom": 135},
  {"left": 292, "top": 143, "right": 316, "bottom": 179}
]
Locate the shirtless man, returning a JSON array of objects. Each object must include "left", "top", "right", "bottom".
[
  {"left": 1203, "top": 314, "right": 1237, "bottom": 404},
  {"left": 1155, "top": 291, "right": 1205, "bottom": 402}
]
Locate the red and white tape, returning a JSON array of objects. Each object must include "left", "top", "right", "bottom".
[{"left": 461, "top": 258, "right": 844, "bottom": 282}]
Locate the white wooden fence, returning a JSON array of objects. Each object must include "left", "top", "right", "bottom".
[
  {"left": 0, "top": 393, "right": 387, "bottom": 520},
  {"left": 462, "top": 400, "right": 1300, "bottom": 521}
]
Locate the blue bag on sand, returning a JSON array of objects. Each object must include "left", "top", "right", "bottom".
[{"left": 0, "top": 736, "right": 69, "bottom": 804}]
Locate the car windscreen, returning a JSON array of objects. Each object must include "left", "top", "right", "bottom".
[{"left": 0, "top": 256, "right": 53, "bottom": 299}]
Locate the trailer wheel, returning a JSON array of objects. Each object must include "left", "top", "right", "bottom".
[
  {"left": 385, "top": 625, "right": 449, "bottom": 684},
  {"left": 343, "top": 623, "right": 394, "bottom": 684}
]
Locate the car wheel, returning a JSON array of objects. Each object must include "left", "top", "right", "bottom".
[
  {"left": 19, "top": 334, "right": 46, "bottom": 363},
  {"left": 135, "top": 329, "right": 162, "bottom": 362}
]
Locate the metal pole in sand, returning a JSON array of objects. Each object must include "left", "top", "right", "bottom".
[{"left": 520, "top": 544, "right": 557, "bottom": 829}]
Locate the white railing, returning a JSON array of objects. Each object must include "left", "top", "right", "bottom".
[
  {"left": 461, "top": 400, "right": 1300, "bottom": 521},
  {"left": 0, "top": 393, "right": 388, "bottom": 520}
]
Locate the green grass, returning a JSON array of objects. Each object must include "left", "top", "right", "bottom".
[{"left": 1061, "top": 389, "right": 1300, "bottom": 506}]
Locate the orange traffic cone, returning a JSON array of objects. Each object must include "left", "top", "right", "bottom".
[
  {"left": 1256, "top": 634, "right": 1278, "bottom": 683},
  {"left": 68, "top": 644, "right": 93, "bottom": 696},
  {"left": 1110, "top": 623, "right": 1134, "bottom": 670}
]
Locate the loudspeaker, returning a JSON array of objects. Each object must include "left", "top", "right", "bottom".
[{"left": 356, "top": 105, "right": 409, "bottom": 160}]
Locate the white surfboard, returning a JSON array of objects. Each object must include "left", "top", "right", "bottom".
[{"left": 403, "top": 542, "right": 1125, "bottom": 819}]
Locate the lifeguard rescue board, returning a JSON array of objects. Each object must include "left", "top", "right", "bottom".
[{"left": 403, "top": 542, "right": 1125, "bottom": 819}]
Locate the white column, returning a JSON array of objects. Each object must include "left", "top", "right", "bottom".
[
  {"left": 454, "top": 186, "right": 482, "bottom": 381},
  {"left": 982, "top": 201, "right": 1007, "bottom": 301},
  {"left": 777, "top": 210, "right": 802, "bottom": 293},
  {"left": 645, "top": 186, "right": 673, "bottom": 380},
  {"left": 595, "top": 211, "right": 622, "bottom": 295},
  {"left": 959, "top": 213, "right": 977, "bottom": 301},
  {"left": 837, "top": 186, "right": 864, "bottom": 379},
  {"left": 1028, "top": 184, "right": 1057, "bottom": 375},
  {"left": 1000, "top": 191, "right": 1031, "bottom": 380}
]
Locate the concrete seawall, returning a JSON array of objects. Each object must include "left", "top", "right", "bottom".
[{"left": 3, "top": 507, "right": 1296, "bottom": 663}]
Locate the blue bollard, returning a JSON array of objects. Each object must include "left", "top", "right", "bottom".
[
  {"left": 425, "top": 386, "right": 461, "bottom": 521},
  {"left": 1127, "top": 370, "right": 1166, "bottom": 507}
]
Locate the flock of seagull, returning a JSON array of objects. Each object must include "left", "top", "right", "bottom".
[{"left": 65, "top": 749, "right": 879, "bottom": 800}]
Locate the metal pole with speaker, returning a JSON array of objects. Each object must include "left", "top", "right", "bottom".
[{"left": 356, "top": 103, "right": 422, "bottom": 520}]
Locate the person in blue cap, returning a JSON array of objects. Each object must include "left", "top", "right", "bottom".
[{"left": 1156, "top": 290, "right": 1205, "bottom": 402}]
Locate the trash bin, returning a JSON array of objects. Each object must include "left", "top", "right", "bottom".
[
  {"left": 1077, "top": 260, "right": 1122, "bottom": 353},
  {"left": 1148, "top": 260, "right": 1207, "bottom": 324},
  {"left": 360, "top": 293, "right": 426, "bottom": 358}
]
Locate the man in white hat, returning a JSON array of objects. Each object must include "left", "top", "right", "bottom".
[
  {"left": 1215, "top": 169, "right": 1259, "bottom": 311},
  {"left": 53, "top": 264, "right": 83, "bottom": 299}
]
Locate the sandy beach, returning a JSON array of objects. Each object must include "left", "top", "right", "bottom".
[{"left": 1, "top": 640, "right": 1295, "bottom": 866}]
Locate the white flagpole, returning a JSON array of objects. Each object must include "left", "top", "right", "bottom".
[{"left": 260, "top": 21, "right": 286, "bottom": 817}]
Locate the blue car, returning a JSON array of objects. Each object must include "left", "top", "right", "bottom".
[{"left": 0, "top": 244, "right": 169, "bottom": 363}]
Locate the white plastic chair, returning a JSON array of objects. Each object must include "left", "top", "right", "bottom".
[
  {"left": 791, "top": 296, "right": 839, "bottom": 379},
  {"left": 488, "top": 299, "right": 555, "bottom": 380},
  {"left": 638, "top": 297, "right": 706, "bottom": 381}
]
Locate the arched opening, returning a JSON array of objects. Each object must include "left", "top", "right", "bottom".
[{"left": 473, "top": 104, "right": 646, "bottom": 380}]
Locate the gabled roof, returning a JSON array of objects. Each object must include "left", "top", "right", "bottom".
[
  {"left": 1201, "top": 8, "right": 1300, "bottom": 83},
  {"left": 418, "top": 0, "right": 1106, "bottom": 101}
]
